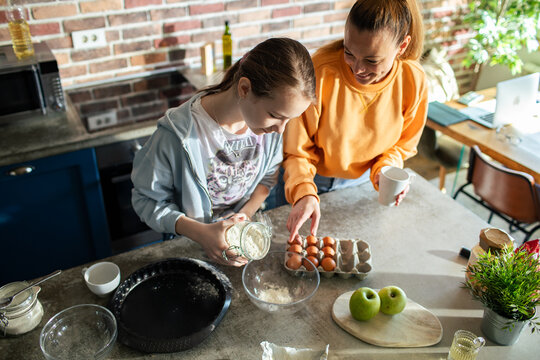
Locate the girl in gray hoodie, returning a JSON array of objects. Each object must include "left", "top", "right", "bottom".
[{"left": 132, "top": 38, "right": 316, "bottom": 266}]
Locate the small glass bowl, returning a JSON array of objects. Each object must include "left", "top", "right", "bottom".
[
  {"left": 40, "top": 304, "right": 117, "bottom": 360},
  {"left": 242, "top": 251, "right": 320, "bottom": 315}
]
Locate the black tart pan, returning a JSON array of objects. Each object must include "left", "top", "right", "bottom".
[{"left": 108, "top": 258, "right": 232, "bottom": 353}]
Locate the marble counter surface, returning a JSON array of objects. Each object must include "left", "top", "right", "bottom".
[
  {"left": 0, "top": 98, "right": 157, "bottom": 168},
  {"left": 1, "top": 172, "right": 538, "bottom": 359}
]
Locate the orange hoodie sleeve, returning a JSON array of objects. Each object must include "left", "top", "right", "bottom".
[{"left": 282, "top": 103, "right": 321, "bottom": 205}]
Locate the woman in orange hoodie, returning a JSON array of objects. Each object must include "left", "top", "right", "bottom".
[{"left": 280, "top": 0, "right": 428, "bottom": 242}]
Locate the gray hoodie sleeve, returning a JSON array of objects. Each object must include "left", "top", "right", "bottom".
[{"left": 131, "top": 129, "right": 184, "bottom": 235}]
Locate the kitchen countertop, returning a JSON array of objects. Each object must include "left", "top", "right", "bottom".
[
  {"left": 0, "top": 97, "right": 158, "bottom": 168},
  {"left": 1, "top": 172, "right": 538, "bottom": 359}
]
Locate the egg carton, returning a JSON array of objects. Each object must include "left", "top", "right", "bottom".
[{"left": 284, "top": 238, "right": 372, "bottom": 280}]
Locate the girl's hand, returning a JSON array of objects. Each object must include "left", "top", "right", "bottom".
[
  {"left": 395, "top": 184, "right": 410, "bottom": 206},
  {"left": 286, "top": 195, "right": 320, "bottom": 243},
  {"left": 181, "top": 213, "right": 249, "bottom": 267},
  {"left": 213, "top": 213, "right": 249, "bottom": 267}
]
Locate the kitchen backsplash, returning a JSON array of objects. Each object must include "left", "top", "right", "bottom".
[
  {"left": 67, "top": 69, "right": 196, "bottom": 130},
  {"left": 0, "top": 0, "right": 474, "bottom": 91}
]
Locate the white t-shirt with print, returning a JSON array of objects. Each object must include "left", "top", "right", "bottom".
[{"left": 191, "top": 97, "right": 264, "bottom": 218}]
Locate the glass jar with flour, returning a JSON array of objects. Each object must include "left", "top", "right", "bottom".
[
  {"left": 0, "top": 282, "right": 44, "bottom": 336},
  {"left": 225, "top": 212, "right": 272, "bottom": 260}
]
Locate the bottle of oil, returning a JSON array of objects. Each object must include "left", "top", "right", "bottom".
[
  {"left": 222, "top": 20, "right": 232, "bottom": 70},
  {"left": 6, "top": 1, "right": 35, "bottom": 60}
]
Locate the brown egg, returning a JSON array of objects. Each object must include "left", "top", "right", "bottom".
[
  {"left": 286, "top": 254, "right": 303, "bottom": 270},
  {"left": 321, "top": 257, "right": 336, "bottom": 271},
  {"left": 306, "top": 235, "right": 318, "bottom": 247},
  {"left": 323, "top": 236, "right": 336, "bottom": 248},
  {"left": 303, "top": 256, "right": 319, "bottom": 271},
  {"left": 287, "top": 244, "right": 303, "bottom": 254},
  {"left": 306, "top": 245, "right": 319, "bottom": 257},
  {"left": 322, "top": 246, "right": 335, "bottom": 258}
]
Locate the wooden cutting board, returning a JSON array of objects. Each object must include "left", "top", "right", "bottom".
[{"left": 332, "top": 291, "right": 443, "bottom": 347}]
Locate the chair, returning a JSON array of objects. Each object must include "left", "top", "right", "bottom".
[{"left": 453, "top": 145, "right": 540, "bottom": 243}]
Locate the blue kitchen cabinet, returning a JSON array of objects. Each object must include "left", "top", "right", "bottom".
[{"left": 0, "top": 148, "right": 111, "bottom": 285}]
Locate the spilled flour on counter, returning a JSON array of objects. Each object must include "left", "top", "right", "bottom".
[{"left": 257, "top": 285, "right": 293, "bottom": 304}]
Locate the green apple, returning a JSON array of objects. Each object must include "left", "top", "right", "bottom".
[
  {"left": 349, "top": 287, "right": 380, "bottom": 321},
  {"left": 378, "top": 286, "right": 407, "bottom": 315}
]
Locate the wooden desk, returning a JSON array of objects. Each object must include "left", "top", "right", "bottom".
[
  {"left": 426, "top": 88, "right": 540, "bottom": 184},
  {"left": 2, "top": 172, "right": 539, "bottom": 359}
]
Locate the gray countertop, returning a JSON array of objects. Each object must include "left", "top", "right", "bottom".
[
  {"left": 0, "top": 98, "right": 157, "bottom": 168},
  {"left": 1, "top": 172, "right": 538, "bottom": 359}
]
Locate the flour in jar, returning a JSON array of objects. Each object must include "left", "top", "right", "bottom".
[
  {"left": 226, "top": 222, "right": 270, "bottom": 260},
  {"left": 257, "top": 284, "right": 293, "bottom": 304}
]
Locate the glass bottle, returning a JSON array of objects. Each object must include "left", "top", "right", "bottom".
[
  {"left": 222, "top": 20, "right": 232, "bottom": 70},
  {"left": 6, "top": 0, "right": 35, "bottom": 60},
  {"left": 225, "top": 212, "right": 272, "bottom": 260},
  {"left": 0, "top": 282, "right": 44, "bottom": 336}
]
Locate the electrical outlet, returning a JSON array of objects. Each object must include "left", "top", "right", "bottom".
[
  {"left": 72, "top": 29, "right": 107, "bottom": 49},
  {"left": 87, "top": 111, "right": 118, "bottom": 131}
]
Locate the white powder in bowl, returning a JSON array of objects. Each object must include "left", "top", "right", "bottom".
[{"left": 257, "top": 285, "right": 293, "bottom": 304}]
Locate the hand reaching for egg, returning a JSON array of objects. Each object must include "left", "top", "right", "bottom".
[{"left": 287, "top": 196, "right": 321, "bottom": 243}]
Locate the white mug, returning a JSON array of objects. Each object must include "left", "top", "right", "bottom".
[
  {"left": 82, "top": 262, "right": 120, "bottom": 297},
  {"left": 378, "top": 166, "right": 415, "bottom": 207}
]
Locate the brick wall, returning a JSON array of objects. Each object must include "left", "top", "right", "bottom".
[
  {"left": 68, "top": 70, "right": 196, "bottom": 130},
  {"left": 0, "top": 0, "right": 475, "bottom": 92},
  {"left": 423, "top": 0, "right": 473, "bottom": 91}
]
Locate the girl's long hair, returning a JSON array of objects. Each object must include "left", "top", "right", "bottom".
[{"left": 202, "top": 37, "right": 316, "bottom": 102}]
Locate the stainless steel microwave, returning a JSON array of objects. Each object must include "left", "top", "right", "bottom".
[{"left": 0, "top": 42, "right": 65, "bottom": 119}]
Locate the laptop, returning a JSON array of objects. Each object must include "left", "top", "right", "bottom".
[{"left": 459, "top": 72, "right": 539, "bottom": 128}]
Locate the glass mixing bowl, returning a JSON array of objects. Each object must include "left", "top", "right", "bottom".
[
  {"left": 40, "top": 304, "right": 117, "bottom": 360},
  {"left": 242, "top": 251, "right": 320, "bottom": 314}
]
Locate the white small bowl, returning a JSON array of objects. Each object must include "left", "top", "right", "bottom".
[{"left": 82, "top": 262, "right": 120, "bottom": 297}]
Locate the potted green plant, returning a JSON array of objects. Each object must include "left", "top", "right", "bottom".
[
  {"left": 465, "top": 240, "right": 540, "bottom": 345},
  {"left": 461, "top": 0, "right": 540, "bottom": 89}
]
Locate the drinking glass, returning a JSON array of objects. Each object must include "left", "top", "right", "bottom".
[{"left": 447, "top": 330, "right": 485, "bottom": 360}]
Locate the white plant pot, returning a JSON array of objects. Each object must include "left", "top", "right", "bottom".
[{"left": 481, "top": 307, "right": 529, "bottom": 345}]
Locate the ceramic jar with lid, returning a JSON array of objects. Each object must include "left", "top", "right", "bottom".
[{"left": 0, "top": 281, "right": 44, "bottom": 336}]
